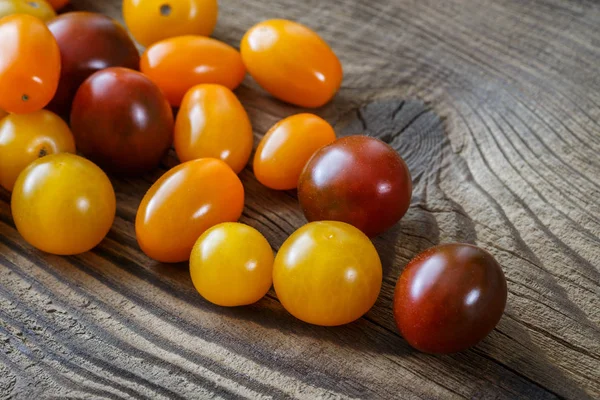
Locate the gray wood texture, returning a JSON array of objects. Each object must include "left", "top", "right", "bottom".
[{"left": 0, "top": 0, "right": 598, "bottom": 398}]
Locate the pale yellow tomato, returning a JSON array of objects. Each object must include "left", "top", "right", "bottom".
[
  {"left": 190, "top": 222, "right": 274, "bottom": 306},
  {"left": 0, "top": 109, "right": 75, "bottom": 191}
]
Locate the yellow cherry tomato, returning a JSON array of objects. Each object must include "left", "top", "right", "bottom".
[
  {"left": 136, "top": 158, "right": 245, "bottom": 263},
  {"left": 175, "top": 84, "right": 253, "bottom": 174},
  {"left": 253, "top": 113, "right": 335, "bottom": 190},
  {"left": 0, "top": 110, "right": 75, "bottom": 191},
  {"left": 141, "top": 35, "right": 246, "bottom": 107},
  {"left": 0, "top": 0, "right": 56, "bottom": 21},
  {"left": 11, "top": 153, "right": 116, "bottom": 255},
  {"left": 190, "top": 222, "right": 274, "bottom": 306},
  {"left": 273, "top": 221, "right": 382, "bottom": 326},
  {"left": 241, "top": 19, "right": 343, "bottom": 108},
  {"left": 123, "top": 0, "right": 218, "bottom": 47}
]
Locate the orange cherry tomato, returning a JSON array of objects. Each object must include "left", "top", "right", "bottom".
[
  {"left": 11, "top": 153, "right": 116, "bottom": 255},
  {"left": 190, "top": 222, "right": 274, "bottom": 307},
  {"left": 0, "top": 0, "right": 56, "bottom": 21},
  {"left": 46, "top": 0, "right": 68, "bottom": 9},
  {"left": 273, "top": 221, "right": 382, "bottom": 326},
  {"left": 141, "top": 35, "right": 246, "bottom": 107},
  {"left": 0, "top": 14, "right": 61, "bottom": 114},
  {"left": 123, "top": 0, "right": 218, "bottom": 47},
  {"left": 0, "top": 109, "right": 7, "bottom": 120},
  {"left": 0, "top": 110, "right": 75, "bottom": 191},
  {"left": 241, "top": 19, "right": 343, "bottom": 108},
  {"left": 174, "top": 84, "right": 253, "bottom": 174},
  {"left": 136, "top": 158, "right": 245, "bottom": 263},
  {"left": 253, "top": 113, "right": 335, "bottom": 190}
]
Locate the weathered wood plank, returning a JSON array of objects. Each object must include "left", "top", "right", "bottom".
[{"left": 0, "top": 0, "right": 598, "bottom": 398}]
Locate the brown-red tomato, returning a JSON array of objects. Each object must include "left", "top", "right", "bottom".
[
  {"left": 298, "top": 135, "right": 412, "bottom": 237},
  {"left": 47, "top": 12, "right": 140, "bottom": 118},
  {"left": 70, "top": 67, "right": 173, "bottom": 176},
  {"left": 393, "top": 243, "right": 508, "bottom": 354}
]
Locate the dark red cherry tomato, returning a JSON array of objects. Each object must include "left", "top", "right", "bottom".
[
  {"left": 47, "top": 12, "right": 140, "bottom": 118},
  {"left": 70, "top": 67, "right": 173, "bottom": 176},
  {"left": 298, "top": 135, "right": 412, "bottom": 237},
  {"left": 393, "top": 243, "right": 508, "bottom": 354}
]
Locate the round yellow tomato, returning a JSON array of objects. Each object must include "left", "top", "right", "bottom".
[
  {"left": 0, "top": 0, "right": 56, "bottom": 21},
  {"left": 136, "top": 158, "right": 245, "bottom": 263},
  {"left": 123, "top": 0, "right": 218, "bottom": 47},
  {"left": 241, "top": 19, "right": 343, "bottom": 108},
  {"left": 174, "top": 84, "right": 253, "bottom": 174},
  {"left": 0, "top": 110, "right": 75, "bottom": 191},
  {"left": 190, "top": 222, "right": 274, "bottom": 306},
  {"left": 273, "top": 221, "right": 382, "bottom": 326},
  {"left": 141, "top": 35, "right": 246, "bottom": 107},
  {"left": 253, "top": 113, "right": 335, "bottom": 190},
  {"left": 11, "top": 153, "right": 116, "bottom": 255}
]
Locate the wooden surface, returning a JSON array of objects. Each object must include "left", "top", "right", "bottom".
[{"left": 0, "top": 0, "right": 599, "bottom": 398}]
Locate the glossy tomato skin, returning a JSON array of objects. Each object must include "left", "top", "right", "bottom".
[
  {"left": 11, "top": 153, "right": 116, "bottom": 255},
  {"left": 47, "top": 12, "right": 140, "bottom": 118},
  {"left": 70, "top": 67, "right": 174, "bottom": 176},
  {"left": 254, "top": 113, "right": 336, "bottom": 190},
  {"left": 0, "top": 14, "right": 60, "bottom": 114},
  {"left": 190, "top": 222, "right": 274, "bottom": 307},
  {"left": 174, "top": 84, "right": 252, "bottom": 173},
  {"left": 0, "top": 110, "right": 75, "bottom": 191},
  {"left": 136, "top": 158, "right": 245, "bottom": 263},
  {"left": 141, "top": 35, "right": 245, "bottom": 107},
  {"left": 47, "top": 0, "right": 68, "bottom": 9},
  {"left": 241, "top": 19, "right": 342, "bottom": 108},
  {"left": 123, "top": 0, "right": 218, "bottom": 47},
  {"left": 273, "top": 221, "right": 382, "bottom": 326},
  {"left": 0, "top": 0, "right": 56, "bottom": 21},
  {"left": 298, "top": 136, "right": 412, "bottom": 238},
  {"left": 393, "top": 244, "right": 508, "bottom": 354}
]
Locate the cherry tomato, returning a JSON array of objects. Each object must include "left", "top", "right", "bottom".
[
  {"left": 123, "top": 0, "right": 218, "bottom": 47},
  {"left": 141, "top": 35, "right": 245, "bottom": 107},
  {"left": 0, "top": 109, "right": 7, "bottom": 120},
  {"left": 11, "top": 153, "right": 116, "bottom": 255},
  {"left": 136, "top": 158, "right": 244, "bottom": 263},
  {"left": 0, "top": 0, "right": 56, "bottom": 21},
  {"left": 0, "top": 14, "right": 60, "bottom": 114},
  {"left": 0, "top": 110, "right": 75, "bottom": 191},
  {"left": 70, "top": 67, "right": 173, "bottom": 176},
  {"left": 47, "top": 12, "right": 140, "bottom": 118},
  {"left": 254, "top": 113, "right": 336, "bottom": 190},
  {"left": 46, "top": 0, "right": 68, "bottom": 9},
  {"left": 174, "top": 84, "right": 252, "bottom": 174},
  {"left": 241, "top": 19, "right": 343, "bottom": 108},
  {"left": 298, "top": 135, "right": 412, "bottom": 237},
  {"left": 273, "top": 221, "right": 382, "bottom": 326},
  {"left": 190, "top": 222, "right": 273, "bottom": 306},
  {"left": 394, "top": 244, "right": 507, "bottom": 354}
]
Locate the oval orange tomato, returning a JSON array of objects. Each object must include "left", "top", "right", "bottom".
[
  {"left": 0, "top": 14, "right": 61, "bottom": 114},
  {"left": 253, "top": 113, "right": 335, "bottom": 190},
  {"left": 273, "top": 221, "right": 382, "bottom": 326},
  {"left": 136, "top": 158, "right": 245, "bottom": 263},
  {"left": 11, "top": 153, "right": 116, "bottom": 255},
  {"left": 123, "top": 0, "right": 218, "bottom": 47},
  {"left": 141, "top": 35, "right": 245, "bottom": 106},
  {"left": 0, "top": 0, "right": 56, "bottom": 21},
  {"left": 174, "top": 84, "right": 253, "bottom": 173},
  {"left": 241, "top": 19, "right": 342, "bottom": 108},
  {"left": 0, "top": 110, "right": 75, "bottom": 191}
]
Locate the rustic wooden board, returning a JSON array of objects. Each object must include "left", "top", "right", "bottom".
[{"left": 0, "top": 0, "right": 598, "bottom": 398}]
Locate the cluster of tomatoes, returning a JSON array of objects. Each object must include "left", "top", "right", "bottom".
[{"left": 0, "top": 0, "right": 508, "bottom": 354}]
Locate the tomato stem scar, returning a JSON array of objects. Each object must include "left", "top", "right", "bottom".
[{"left": 160, "top": 4, "right": 171, "bottom": 16}]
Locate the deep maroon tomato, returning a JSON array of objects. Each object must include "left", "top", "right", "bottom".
[
  {"left": 70, "top": 67, "right": 173, "bottom": 175},
  {"left": 298, "top": 135, "right": 412, "bottom": 237},
  {"left": 393, "top": 243, "right": 508, "bottom": 354},
  {"left": 47, "top": 12, "right": 140, "bottom": 118}
]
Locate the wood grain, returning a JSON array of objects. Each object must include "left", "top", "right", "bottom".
[{"left": 1, "top": 0, "right": 599, "bottom": 398}]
